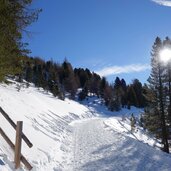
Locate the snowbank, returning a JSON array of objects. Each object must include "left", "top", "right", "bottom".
[{"left": 0, "top": 82, "right": 95, "bottom": 170}]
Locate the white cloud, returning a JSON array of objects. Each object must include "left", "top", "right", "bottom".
[
  {"left": 151, "top": 0, "right": 171, "bottom": 7},
  {"left": 95, "top": 64, "right": 150, "bottom": 77}
]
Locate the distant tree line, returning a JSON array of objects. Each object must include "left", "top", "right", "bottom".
[{"left": 17, "top": 56, "right": 147, "bottom": 111}]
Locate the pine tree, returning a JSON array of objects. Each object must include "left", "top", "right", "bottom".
[
  {"left": 127, "top": 85, "right": 137, "bottom": 107},
  {"left": 90, "top": 73, "right": 101, "bottom": 96},
  {"left": 120, "top": 78, "right": 127, "bottom": 107},
  {"left": 132, "top": 79, "right": 144, "bottom": 107},
  {"left": 0, "top": 0, "right": 41, "bottom": 80},
  {"left": 74, "top": 68, "right": 88, "bottom": 88},
  {"left": 113, "top": 77, "right": 122, "bottom": 111},
  {"left": 100, "top": 77, "right": 107, "bottom": 98},
  {"left": 145, "top": 37, "right": 169, "bottom": 153},
  {"left": 103, "top": 84, "right": 112, "bottom": 106},
  {"left": 62, "top": 59, "right": 78, "bottom": 99}
]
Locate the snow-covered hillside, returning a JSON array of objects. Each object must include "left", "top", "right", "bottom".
[
  {"left": 0, "top": 81, "right": 171, "bottom": 171},
  {"left": 0, "top": 82, "right": 95, "bottom": 171}
]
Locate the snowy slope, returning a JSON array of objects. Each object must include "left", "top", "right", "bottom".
[
  {"left": 79, "top": 95, "right": 144, "bottom": 118},
  {"left": 0, "top": 81, "right": 171, "bottom": 171},
  {"left": 104, "top": 117, "right": 161, "bottom": 148},
  {"left": 0, "top": 82, "right": 95, "bottom": 170}
]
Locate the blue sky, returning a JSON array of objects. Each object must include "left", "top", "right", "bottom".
[{"left": 23, "top": 0, "right": 171, "bottom": 84}]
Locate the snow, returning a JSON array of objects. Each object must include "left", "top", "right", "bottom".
[
  {"left": 0, "top": 81, "right": 171, "bottom": 171},
  {"left": 79, "top": 96, "right": 143, "bottom": 117},
  {"left": 0, "top": 82, "right": 95, "bottom": 170},
  {"left": 62, "top": 118, "right": 171, "bottom": 171},
  {"left": 104, "top": 117, "right": 161, "bottom": 148}
]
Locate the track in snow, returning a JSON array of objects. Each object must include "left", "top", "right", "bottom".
[{"left": 63, "top": 118, "right": 171, "bottom": 171}]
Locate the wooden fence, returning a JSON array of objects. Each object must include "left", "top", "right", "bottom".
[{"left": 0, "top": 107, "right": 33, "bottom": 170}]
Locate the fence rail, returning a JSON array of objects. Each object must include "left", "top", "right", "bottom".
[
  {"left": 0, "top": 107, "right": 33, "bottom": 148},
  {"left": 0, "top": 107, "right": 33, "bottom": 170}
]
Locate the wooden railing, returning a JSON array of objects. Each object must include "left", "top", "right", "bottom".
[{"left": 0, "top": 107, "right": 33, "bottom": 170}]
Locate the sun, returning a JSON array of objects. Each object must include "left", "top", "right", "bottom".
[{"left": 160, "top": 48, "right": 171, "bottom": 63}]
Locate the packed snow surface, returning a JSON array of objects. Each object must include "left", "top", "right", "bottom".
[
  {"left": 0, "top": 81, "right": 171, "bottom": 171},
  {"left": 63, "top": 118, "right": 171, "bottom": 171}
]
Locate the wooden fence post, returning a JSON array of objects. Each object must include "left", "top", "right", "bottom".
[
  {"left": 0, "top": 127, "right": 33, "bottom": 170},
  {"left": 14, "top": 121, "right": 23, "bottom": 169}
]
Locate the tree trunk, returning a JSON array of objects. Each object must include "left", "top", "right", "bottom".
[{"left": 159, "top": 66, "right": 169, "bottom": 153}]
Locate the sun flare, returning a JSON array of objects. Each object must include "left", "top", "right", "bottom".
[{"left": 160, "top": 49, "right": 171, "bottom": 63}]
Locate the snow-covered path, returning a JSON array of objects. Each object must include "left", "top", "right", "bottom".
[
  {"left": 64, "top": 118, "right": 171, "bottom": 171},
  {"left": 72, "top": 118, "right": 124, "bottom": 171}
]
